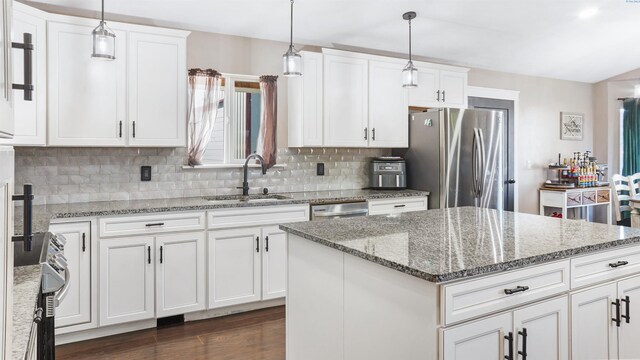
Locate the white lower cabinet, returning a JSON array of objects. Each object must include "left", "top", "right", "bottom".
[
  {"left": 261, "top": 226, "right": 287, "bottom": 300},
  {"left": 442, "top": 297, "right": 569, "bottom": 360},
  {"left": 617, "top": 276, "right": 640, "bottom": 359},
  {"left": 155, "top": 232, "right": 206, "bottom": 317},
  {"left": 99, "top": 236, "right": 155, "bottom": 326},
  {"left": 49, "top": 221, "right": 92, "bottom": 329}
]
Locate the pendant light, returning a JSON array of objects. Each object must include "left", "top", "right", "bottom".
[
  {"left": 283, "top": 0, "right": 302, "bottom": 76},
  {"left": 402, "top": 11, "right": 418, "bottom": 87},
  {"left": 91, "top": 0, "right": 116, "bottom": 60}
]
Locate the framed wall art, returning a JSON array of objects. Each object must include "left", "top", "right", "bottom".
[{"left": 560, "top": 112, "right": 584, "bottom": 140}]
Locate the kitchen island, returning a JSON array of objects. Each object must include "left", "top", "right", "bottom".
[{"left": 280, "top": 207, "right": 640, "bottom": 360}]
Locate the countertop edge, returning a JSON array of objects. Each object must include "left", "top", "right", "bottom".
[{"left": 12, "top": 265, "right": 41, "bottom": 360}]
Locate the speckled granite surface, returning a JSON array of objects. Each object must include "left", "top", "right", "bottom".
[
  {"left": 12, "top": 265, "right": 40, "bottom": 360},
  {"left": 280, "top": 207, "right": 640, "bottom": 283},
  {"left": 16, "top": 189, "right": 429, "bottom": 234}
]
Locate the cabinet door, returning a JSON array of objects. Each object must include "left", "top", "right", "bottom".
[
  {"left": 571, "top": 283, "right": 618, "bottom": 360},
  {"left": 408, "top": 66, "right": 439, "bottom": 108},
  {"left": 442, "top": 312, "right": 512, "bottom": 360},
  {"left": 208, "top": 227, "right": 261, "bottom": 308},
  {"left": 368, "top": 60, "right": 408, "bottom": 148},
  {"left": 439, "top": 70, "right": 467, "bottom": 109},
  {"left": 288, "top": 51, "right": 323, "bottom": 147},
  {"left": 513, "top": 296, "right": 569, "bottom": 360},
  {"left": 155, "top": 232, "right": 205, "bottom": 317},
  {"left": 0, "top": 0, "right": 13, "bottom": 139},
  {"left": 262, "top": 226, "right": 287, "bottom": 300},
  {"left": 47, "top": 21, "right": 126, "bottom": 146},
  {"left": 128, "top": 32, "right": 186, "bottom": 147},
  {"left": 618, "top": 275, "right": 640, "bottom": 359},
  {"left": 49, "top": 222, "right": 91, "bottom": 328},
  {"left": 99, "top": 236, "right": 155, "bottom": 326},
  {"left": 323, "top": 54, "right": 368, "bottom": 147},
  {"left": 0, "top": 5, "right": 45, "bottom": 146}
]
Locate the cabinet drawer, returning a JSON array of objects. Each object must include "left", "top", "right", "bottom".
[
  {"left": 582, "top": 191, "right": 596, "bottom": 205},
  {"left": 597, "top": 190, "right": 610, "bottom": 203},
  {"left": 367, "top": 196, "right": 428, "bottom": 216},
  {"left": 571, "top": 245, "right": 640, "bottom": 289},
  {"left": 566, "top": 192, "right": 582, "bottom": 206},
  {"left": 207, "top": 205, "right": 309, "bottom": 229},
  {"left": 99, "top": 212, "right": 206, "bottom": 238},
  {"left": 442, "top": 260, "right": 570, "bottom": 325}
]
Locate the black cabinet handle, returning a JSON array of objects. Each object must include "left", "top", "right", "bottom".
[
  {"left": 145, "top": 222, "right": 165, "bottom": 227},
  {"left": 507, "top": 179, "right": 516, "bottom": 184},
  {"left": 160, "top": 246, "right": 163, "bottom": 264},
  {"left": 394, "top": 204, "right": 406, "bottom": 208},
  {"left": 504, "top": 285, "right": 529, "bottom": 295},
  {"left": 518, "top": 328, "right": 528, "bottom": 360},
  {"left": 504, "top": 331, "right": 514, "bottom": 360},
  {"left": 364, "top": 127, "right": 368, "bottom": 140},
  {"left": 119, "top": 121, "right": 123, "bottom": 138},
  {"left": 147, "top": 246, "right": 151, "bottom": 264},
  {"left": 613, "top": 299, "right": 622, "bottom": 327},
  {"left": 609, "top": 260, "right": 629, "bottom": 268},
  {"left": 372, "top": 128, "right": 376, "bottom": 141},
  {"left": 82, "top": 233, "right": 86, "bottom": 252},
  {"left": 442, "top": 90, "right": 446, "bottom": 102},
  {"left": 132, "top": 121, "right": 136, "bottom": 138},
  {"left": 622, "top": 296, "right": 631, "bottom": 324},
  {"left": 256, "top": 236, "right": 260, "bottom": 252},
  {"left": 12, "top": 184, "right": 34, "bottom": 252},
  {"left": 12, "top": 33, "right": 34, "bottom": 101},
  {"left": 265, "top": 236, "right": 269, "bottom": 252},
  {"left": 436, "top": 90, "right": 440, "bottom": 102}
]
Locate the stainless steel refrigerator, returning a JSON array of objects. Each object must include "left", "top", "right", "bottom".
[{"left": 394, "top": 108, "right": 504, "bottom": 210}]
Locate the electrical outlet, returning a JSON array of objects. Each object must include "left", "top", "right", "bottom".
[
  {"left": 317, "top": 163, "right": 325, "bottom": 176},
  {"left": 141, "top": 166, "right": 152, "bottom": 181}
]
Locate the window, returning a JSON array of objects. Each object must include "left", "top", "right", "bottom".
[{"left": 199, "top": 74, "right": 263, "bottom": 165}]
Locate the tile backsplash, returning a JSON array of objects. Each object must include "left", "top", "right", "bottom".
[{"left": 14, "top": 147, "right": 389, "bottom": 205}]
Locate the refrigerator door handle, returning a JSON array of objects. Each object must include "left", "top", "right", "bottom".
[
  {"left": 477, "top": 128, "right": 486, "bottom": 198},
  {"left": 472, "top": 129, "right": 480, "bottom": 198}
]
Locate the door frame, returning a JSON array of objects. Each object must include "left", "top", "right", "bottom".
[{"left": 467, "top": 86, "right": 520, "bottom": 212}]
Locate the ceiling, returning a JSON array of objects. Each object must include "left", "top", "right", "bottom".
[{"left": 23, "top": 0, "right": 640, "bottom": 83}]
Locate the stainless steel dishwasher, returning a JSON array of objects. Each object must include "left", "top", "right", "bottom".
[{"left": 310, "top": 202, "right": 369, "bottom": 220}]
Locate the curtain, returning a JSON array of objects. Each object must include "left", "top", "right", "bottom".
[
  {"left": 256, "top": 75, "right": 278, "bottom": 169},
  {"left": 623, "top": 98, "right": 640, "bottom": 176},
  {"left": 187, "top": 68, "right": 221, "bottom": 166}
]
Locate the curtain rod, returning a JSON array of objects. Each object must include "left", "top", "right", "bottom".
[{"left": 618, "top": 97, "right": 639, "bottom": 101}]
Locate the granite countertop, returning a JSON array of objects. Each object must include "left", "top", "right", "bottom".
[
  {"left": 16, "top": 189, "right": 429, "bottom": 234},
  {"left": 280, "top": 207, "right": 640, "bottom": 283},
  {"left": 12, "top": 265, "right": 40, "bottom": 360}
]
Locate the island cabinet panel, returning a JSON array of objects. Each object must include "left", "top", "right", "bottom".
[
  {"left": 570, "top": 283, "right": 618, "bottom": 360},
  {"left": 287, "top": 236, "right": 344, "bottom": 360},
  {"left": 512, "top": 297, "right": 569, "bottom": 360},
  {"left": 442, "top": 260, "right": 570, "bottom": 325},
  {"left": 570, "top": 245, "right": 640, "bottom": 289},
  {"left": 441, "top": 312, "right": 511, "bottom": 360},
  {"left": 616, "top": 276, "right": 640, "bottom": 359}
]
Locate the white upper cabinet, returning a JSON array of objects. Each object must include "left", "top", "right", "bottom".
[
  {"left": 127, "top": 32, "right": 186, "bottom": 147},
  {"left": 47, "top": 19, "right": 127, "bottom": 147},
  {"left": 288, "top": 51, "right": 323, "bottom": 147},
  {"left": 323, "top": 53, "right": 369, "bottom": 147},
  {"left": 408, "top": 67, "right": 439, "bottom": 108},
  {"left": 409, "top": 61, "right": 468, "bottom": 109},
  {"left": 0, "top": 3, "right": 46, "bottom": 146},
  {"left": 439, "top": 70, "right": 468, "bottom": 108},
  {"left": 368, "top": 60, "right": 408, "bottom": 148}
]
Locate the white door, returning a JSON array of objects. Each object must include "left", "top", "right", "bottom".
[
  {"left": 513, "top": 296, "right": 569, "bottom": 360},
  {"left": 442, "top": 312, "right": 512, "bottom": 360},
  {"left": 0, "top": 0, "right": 13, "bottom": 138},
  {"left": 155, "top": 232, "right": 205, "bottom": 317},
  {"left": 408, "top": 66, "right": 439, "bottom": 108},
  {"left": 261, "top": 226, "right": 286, "bottom": 300},
  {"left": 0, "top": 4, "right": 45, "bottom": 146},
  {"left": 439, "top": 70, "right": 467, "bottom": 109},
  {"left": 49, "top": 221, "right": 91, "bottom": 328},
  {"left": 208, "top": 227, "right": 261, "bottom": 308},
  {"left": 0, "top": 147, "right": 13, "bottom": 360},
  {"left": 571, "top": 283, "right": 618, "bottom": 360},
  {"left": 47, "top": 21, "right": 126, "bottom": 146},
  {"left": 617, "top": 275, "right": 640, "bottom": 359},
  {"left": 323, "top": 54, "right": 368, "bottom": 147},
  {"left": 368, "top": 60, "right": 408, "bottom": 148},
  {"left": 99, "top": 236, "right": 155, "bottom": 326},
  {"left": 127, "top": 32, "right": 186, "bottom": 147}
]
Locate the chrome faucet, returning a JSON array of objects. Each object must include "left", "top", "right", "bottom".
[{"left": 239, "top": 154, "right": 267, "bottom": 196}]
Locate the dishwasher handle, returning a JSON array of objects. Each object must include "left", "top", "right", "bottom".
[{"left": 313, "top": 209, "right": 369, "bottom": 218}]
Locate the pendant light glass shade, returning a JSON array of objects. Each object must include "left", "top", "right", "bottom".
[
  {"left": 283, "top": 0, "right": 302, "bottom": 77},
  {"left": 402, "top": 11, "right": 418, "bottom": 88},
  {"left": 92, "top": 0, "right": 115, "bottom": 60}
]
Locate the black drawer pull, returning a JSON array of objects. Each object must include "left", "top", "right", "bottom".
[
  {"left": 256, "top": 236, "right": 260, "bottom": 252},
  {"left": 160, "top": 246, "right": 163, "bottom": 264},
  {"left": 82, "top": 233, "right": 86, "bottom": 252},
  {"left": 147, "top": 246, "right": 151, "bottom": 264},
  {"left": 622, "top": 296, "right": 631, "bottom": 324},
  {"left": 394, "top": 204, "right": 406, "bottom": 208},
  {"left": 609, "top": 261, "right": 629, "bottom": 268},
  {"left": 613, "top": 299, "right": 622, "bottom": 327},
  {"left": 265, "top": 236, "right": 269, "bottom": 252},
  {"left": 504, "top": 285, "right": 529, "bottom": 295},
  {"left": 145, "top": 222, "right": 165, "bottom": 227}
]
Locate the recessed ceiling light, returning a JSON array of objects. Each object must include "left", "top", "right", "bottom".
[{"left": 578, "top": 7, "right": 599, "bottom": 19}]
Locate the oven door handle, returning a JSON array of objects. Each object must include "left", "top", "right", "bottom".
[
  {"left": 313, "top": 210, "right": 369, "bottom": 217},
  {"left": 54, "top": 267, "right": 71, "bottom": 307}
]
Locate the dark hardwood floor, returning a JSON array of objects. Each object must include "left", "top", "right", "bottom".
[{"left": 56, "top": 306, "right": 285, "bottom": 360}]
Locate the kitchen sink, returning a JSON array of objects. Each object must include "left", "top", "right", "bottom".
[{"left": 203, "top": 194, "right": 292, "bottom": 204}]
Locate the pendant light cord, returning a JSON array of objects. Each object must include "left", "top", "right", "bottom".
[
  {"left": 289, "top": 0, "right": 294, "bottom": 48},
  {"left": 101, "top": 0, "right": 105, "bottom": 23},
  {"left": 408, "top": 18, "right": 412, "bottom": 62}
]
